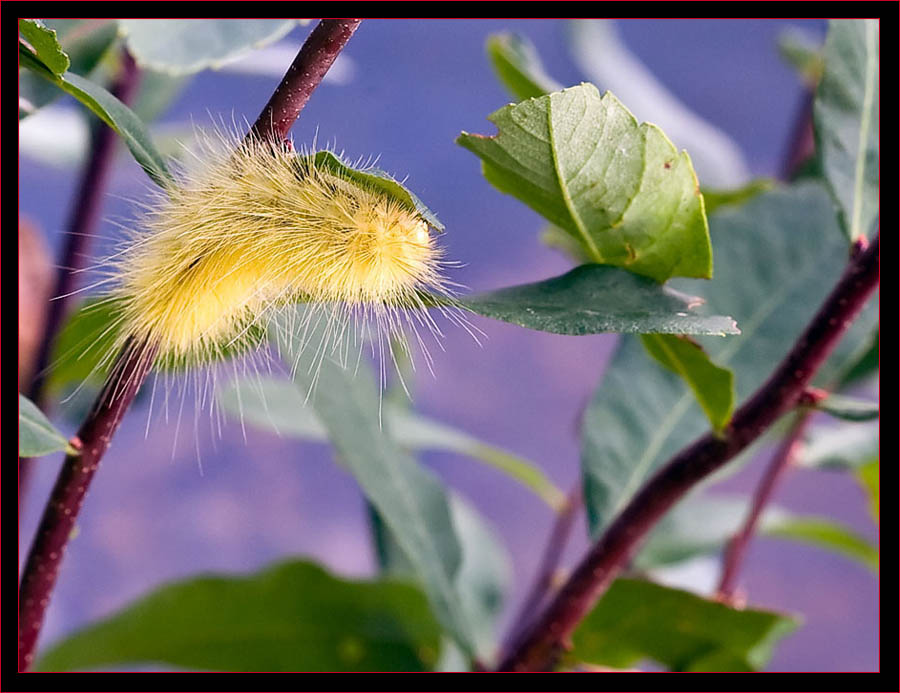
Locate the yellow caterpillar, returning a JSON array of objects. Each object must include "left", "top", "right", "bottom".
[{"left": 104, "top": 132, "right": 458, "bottom": 375}]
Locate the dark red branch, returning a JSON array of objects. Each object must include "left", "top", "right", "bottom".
[
  {"left": 18, "top": 338, "right": 158, "bottom": 671},
  {"left": 716, "top": 412, "right": 812, "bottom": 601},
  {"left": 248, "top": 19, "right": 362, "bottom": 143},
  {"left": 498, "top": 234, "right": 879, "bottom": 672}
]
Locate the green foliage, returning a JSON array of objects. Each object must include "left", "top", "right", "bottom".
[
  {"left": 814, "top": 393, "right": 878, "bottom": 422},
  {"left": 767, "top": 517, "right": 877, "bottom": 571},
  {"left": 581, "top": 183, "right": 878, "bottom": 534},
  {"left": 19, "top": 20, "right": 120, "bottom": 120},
  {"left": 458, "top": 84, "right": 711, "bottom": 282},
  {"left": 856, "top": 460, "right": 879, "bottom": 520},
  {"left": 570, "top": 578, "right": 798, "bottom": 671},
  {"left": 485, "top": 32, "right": 561, "bottom": 101},
  {"left": 636, "top": 494, "right": 877, "bottom": 573},
  {"left": 312, "top": 151, "right": 444, "bottom": 231},
  {"left": 216, "top": 376, "right": 564, "bottom": 510},
  {"left": 640, "top": 334, "right": 735, "bottom": 432},
  {"left": 119, "top": 19, "right": 297, "bottom": 75},
  {"left": 814, "top": 20, "right": 879, "bottom": 241},
  {"left": 19, "top": 19, "right": 69, "bottom": 75},
  {"left": 35, "top": 560, "right": 441, "bottom": 672},
  {"left": 701, "top": 179, "right": 775, "bottom": 214},
  {"left": 19, "top": 41, "right": 173, "bottom": 188},
  {"left": 461, "top": 265, "right": 737, "bottom": 336},
  {"left": 273, "top": 310, "right": 486, "bottom": 659},
  {"left": 18, "top": 394, "right": 74, "bottom": 457},
  {"left": 778, "top": 26, "right": 824, "bottom": 85}
]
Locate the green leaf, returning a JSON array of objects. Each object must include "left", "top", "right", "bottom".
[
  {"left": 581, "top": 183, "right": 878, "bottom": 534},
  {"left": 835, "top": 327, "right": 878, "bottom": 388},
  {"left": 312, "top": 151, "right": 443, "bottom": 231},
  {"left": 47, "top": 298, "right": 122, "bottom": 394},
  {"left": 855, "top": 459, "right": 879, "bottom": 520},
  {"left": 767, "top": 517, "right": 877, "bottom": 571},
  {"left": 814, "top": 20, "right": 879, "bottom": 241},
  {"left": 49, "top": 297, "right": 266, "bottom": 394},
  {"left": 570, "top": 578, "right": 797, "bottom": 672},
  {"left": 119, "top": 19, "right": 296, "bottom": 75},
  {"left": 457, "top": 83, "right": 711, "bottom": 281},
  {"left": 19, "top": 20, "right": 120, "bottom": 120},
  {"left": 797, "top": 421, "right": 877, "bottom": 472},
  {"left": 19, "top": 19, "right": 69, "bottom": 75},
  {"left": 813, "top": 393, "right": 878, "bottom": 422},
  {"left": 459, "top": 265, "right": 738, "bottom": 337},
  {"left": 35, "top": 560, "right": 441, "bottom": 672},
  {"left": 778, "top": 26, "right": 824, "bottom": 86},
  {"left": 273, "top": 312, "right": 479, "bottom": 658},
  {"left": 18, "top": 394, "right": 73, "bottom": 457},
  {"left": 566, "top": 20, "right": 751, "bottom": 189},
  {"left": 216, "top": 376, "right": 564, "bottom": 510},
  {"left": 636, "top": 494, "right": 877, "bottom": 573},
  {"left": 486, "top": 32, "right": 562, "bottom": 101},
  {"left": 19, "top": 42, "right": 173, "bottom": 188},
  {"left": 701, "top": 179, "right": 775, "bottom": 215},
  {"left": 640, "top": 334, "right": 735, "bottom": 432}
]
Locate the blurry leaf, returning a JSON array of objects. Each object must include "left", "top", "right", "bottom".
[
  {"left": 486, "top": 32, "right": 562, "bottom": 101},
  {"left": 131, "top": 70, "right": 191, "bottom": 122},
  {"left": 637, "top": 494, "right": 877, "bottom": 573},
  {"left": 835, "top": 328, "right": 878, "bottom": 388},
  {"left": 19, "top": 42, "right": 173, "bottom": 188},
  {"left": 635, "top": 495, "right": 786, "bottom": 570},
  {"left": 797, "top": 421, "right": 877, "bottom": 472},
  {"left": 570, "top": 578, "right": 797, "bottom": 672},
  {"left": 19, "top": 19, "right": 69, "bottom": 75},
  {"left": 778, "top": 26, "right": 825, "bottom": 86},
  {"left": 217, "top": 377, "right": 564, "bottom": 509},
  {"left": 581, "top": 183, "right": 877, "bottom": 534},
  {"left": 539, "top": 223, "right": 591, "bottom": 263},
  {"left": 119, "top": 19, "right": 297, "bottom": 75},
  {"left": 813, "top": 393, "right": 878, "bottom": 422},
  {"left": 35, "top": 560, "right": 440, "bottom": 672},
  {"left": 855, "top": 459, "right": 879, "bottom": 520},
  {"left": 814, "top": 19, "right": 879, "bottom": 241},
  {"left": 701, "top": 179, "right": 775, "bottom": 215},
  {"left": 767, "top": 517, "right": 877, "bottom": 571},
  {"left": 567, "top": 19, "right": 750, "bottom": 188},
  {"left": 18, "top": 394, "right": 73, "bottom": 457},
  {"left": 640, "top": 334, "right": 735, "bottom": 432},
  {"left": 274, "top": 313, "right": 479, "bottom": 658},
  {"left": 47, "top": 298, "right": 122, "bottom": 394},
  {"left": 458, "top": 83, "right": 711, "bottom": 282},
  {"left": 313, "top": 151, "right": 443, "bottom": 231},
  {"left": 460, "top": 265, "right": 738, "bottom": 337}
]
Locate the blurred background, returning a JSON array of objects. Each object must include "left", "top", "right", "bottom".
[{"left": 19, "top": 19, "right": 877, "bottom": 671}]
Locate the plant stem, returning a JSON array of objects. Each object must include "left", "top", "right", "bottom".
[
  {"left": 506, "top": 485, "right": 582, "bottom": 645},
  {"left": 248, "top": 18, "right": 362, "bottom": 143},
  {"left": 20, "top": 50, "right": 140, "bottom": 506},
  {"left": 715, "top": 411, "right": 812, "bottom": 601},
  {"left": 18, "top": 24, "right": 358, "bottom": 671},
  {"left": 18, "top": 338, "right": 157, "bottom": 671},
  {"left": 498, "top": 234, "right": 879, "bottom": 672}
]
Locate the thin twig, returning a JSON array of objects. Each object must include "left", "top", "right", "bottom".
[
  {"left": 20, "top": 49, "right": 140, "bottom": 506},
  {"left": 506, "top": 485, "right": 583, "bottom": 644},
  {"left": 716, "top": 411, "right": 812, "bottom": 602},
  {"left": 18, "top": 23, "right": 358, "bottom": 671},
  {"left": 248, "top": 18, "right": 362, "bottom": 143},
  {"left": 498, "top": 234, "right": 879, "bottom": 672}
]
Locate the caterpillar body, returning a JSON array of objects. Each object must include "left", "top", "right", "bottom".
[{"left": 101, "top": 132, "right": 464, "bottom": 381}]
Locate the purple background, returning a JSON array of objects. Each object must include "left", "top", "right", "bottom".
[{"left": 19, "top": 19, "right": 877, "bottom": 671}]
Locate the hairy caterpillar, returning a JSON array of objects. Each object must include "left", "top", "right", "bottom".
[{"left": 91, "top": 129, "right": 470, "bottom": 393}]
